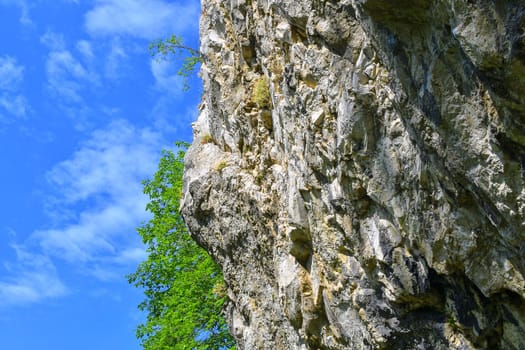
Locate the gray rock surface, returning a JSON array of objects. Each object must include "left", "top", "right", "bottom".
[{"left": 181, "top": 0, "right": 525, "bottom": 348}]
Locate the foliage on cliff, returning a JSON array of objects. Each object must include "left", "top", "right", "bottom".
[
  {"left": 150, "top": 35, "right": 202, "bottom": 91},
  {"left": 128, "top": 143, "right": 235, "bottom": 349}
]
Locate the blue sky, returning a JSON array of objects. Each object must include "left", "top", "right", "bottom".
[{"left": 0, "top": 1, "right": 201, "bottom": 348}]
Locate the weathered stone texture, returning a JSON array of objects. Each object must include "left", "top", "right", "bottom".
[{"left": 181, "top": 0, "right": 525, "bottom": 348}]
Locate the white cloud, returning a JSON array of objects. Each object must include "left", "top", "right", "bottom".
[
  {"left": 0, "top": 0, "right": 31, "bottom": 25},
  {"left": 34, "top": 119, "right": 163, "bottom": 277},
  {"left": 0, "top": 95, "right": 29, "bottom": 117},
  {"left": 0, "top": 246, "right": 68, "bottom": 307},
  {"left": 40, "top": 30, "right": 66, "bottom": 51},
  {"left": 104, "top": 39, "right": 128, "bottom": 79},
  {"left": 0, "top": 56, "right": 29, "bottom": 118},
  {"left": 0, "top": 120, "right": 161, "bottom": 307},
  {"left": 36, "top": 200, "right": 145, "bottom": 263},
  {"left": 41, "top": 32, "right": 100, "bottom": 125},
  {"left": 112, "top": 246, "right": 147, "bottom": 265},
  {"left": 76, "top": 40, "right": 95, "bottom": 60},
  {"left": 47, "top": 119, "right": 160, "bottom": 202},
  {"left": 85, "top": 0, "right": 199, "bottom": 39},
  {"left": 46, "top": 50, "right": 98, "bottom": 102},
  {"left": 0, "top": 56, "right": 24, "bottom": 91},
  {"left": 148, "top": 59, "right": 199, "bottom": 131},
  {"left": 150, "top": 58, "right": 184, "bottom": 94}
]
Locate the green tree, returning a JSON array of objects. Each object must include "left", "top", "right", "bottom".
[
  {"left": 150, "top": 35, "right": 202, "bottom": 91},
  {"left": 128, "top": 143, "right": 235, "bottom": 350}
]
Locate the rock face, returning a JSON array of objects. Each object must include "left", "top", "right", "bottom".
[{"left": 181, "top": 0, "right": 525, "bottom": 348}]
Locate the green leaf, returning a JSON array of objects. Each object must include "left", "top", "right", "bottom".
[
  {"left": 150, "top": 35, "right": 202, "bottom": 91},
  {"left": 129, "top": 144, "right": 235, "bottom": 349}
]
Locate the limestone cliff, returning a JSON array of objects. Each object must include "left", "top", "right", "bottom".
[{"left": 181, "top": 1, "right": 525, "bottom": 348}]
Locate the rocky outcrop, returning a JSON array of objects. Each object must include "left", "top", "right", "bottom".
[{"left": 181, "top": 1, "right": 525, "bottom": 348}]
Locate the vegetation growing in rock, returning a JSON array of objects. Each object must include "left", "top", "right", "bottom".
[
  {"left": 214, "top": 160, "right": 229, "bottom": 172},
  {"left": 200, "top": 133, "right": 214, "bottom": 145},
  {"left": 252, "top": 76, "right": 271, "bottom": 109},
  {"left": 128, "top": 143, "right": 235, "bottom": 350},
  {"left": 150, "top": 34, "right": 202, "bottom": 91}
]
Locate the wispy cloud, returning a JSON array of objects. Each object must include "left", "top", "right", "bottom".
[
  {"left": 0, "top": 119, "right": 163, "bottom": 307},
  {"left": 150, "top": 58, "right": 184, "bottom": 94},
  {"left": 0, "top": 0, "right": 31, "bottom": 25},
  {"left": 0, "top": 95, "right": 29, "bottom": 117},
  {"left": 0, "top": 55, "right": 29, "bottom": 118},
  {"left": 0, "top": 55, "right": 24, "bottom": 91},
  {"left": 104, "top": 38, "right": 128, "bottom": 80},
  {"left": 34, "top": 119, "right": 163, "bottom": 275},
  {"left": 41, "top": 30, "right": 66, "bottom": 51},
  {"left": 40, "top": 31, "right": 100, "bottom": 128},
  {"left": 76, "top": 40, "right": 95, "bottom": 61},
  {"left": 0, "top": 245, "right": 68, "bottom": 307},
  {"left": 46, "top": 50, "right": 98, "bottom": 102},
  {"left": 85, "top": 0, "right": 199, "bottom": 39},
  {"left": 42, "top": 32, "right": 99, "bottom": 103},
  {"left": 148, "top": 58, "right": 199, "bottom": 134}
]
